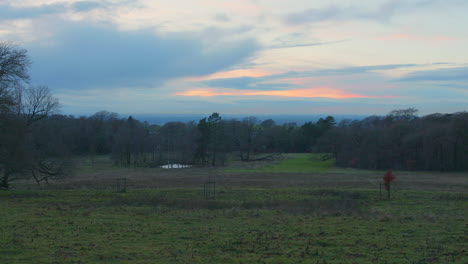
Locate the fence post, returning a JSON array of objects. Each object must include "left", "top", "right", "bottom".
[
  {"left": 116, "top": 178, "right": 127, "bottom": 193},
  {"left": 387, "top": 183, "right": 391, "bottom": 199},
  {"left": 379, "top": 183, "right": 382, "bottom": 199}
]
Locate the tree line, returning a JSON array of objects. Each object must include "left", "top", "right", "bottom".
[
  {"left": 318, "top": 109, "right": 468, "bottom": 171},
  {"left": 1, "top": 43, "right": 467, "bottom": 189}
]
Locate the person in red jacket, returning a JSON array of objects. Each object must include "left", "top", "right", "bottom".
[{"left": 383, "top": 170, "right": 396, "bottom": 191}]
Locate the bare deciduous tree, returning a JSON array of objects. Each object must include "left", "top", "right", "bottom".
[
  {"left": 21, "top": 85, "right": 60, "bottom": 125},
  {"left": 0, "top": 43, "right": 30, "bottom": 114},
  {"left": 0, "top": 43, "right": 64, "bottom": 189},
  {"left": 0, "top": 43, "right": 31, "bottom": 189}
]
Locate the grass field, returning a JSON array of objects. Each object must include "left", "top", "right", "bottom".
[
  {"left": 225, "top": 153, "right": 335, "bottom": 173},
  {"left": 1, "top": 154, "right": 467, "bottom": 263}
]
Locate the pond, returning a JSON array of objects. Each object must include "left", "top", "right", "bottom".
[{"left": 160, "top": 164, "right": 192, "bottom": 169}]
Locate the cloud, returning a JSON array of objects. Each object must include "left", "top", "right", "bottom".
[
  {"left": 376, "top": 33, "right": 460, "bottom": 43},
  {"left": 0, "top": 3, "right": 65, "bottom": 20},
  {"left": 72, "top": 1, "right": 106, "bottom": 12},
  {"left": 284, "top": 0, "right": 466, "bottom": 25},
  {"left": 268, "top": 40, "right": 346, "bottom": 49},
  {"left": 28, "top": 22, "right": 259, "bottom": 90},
  {"left": 196, "top": 63, "right": 419, "bottom": 91},
  {"left": 397, "top": 67, "right": 468, "bottom": 82},
  {"left": 214, "top": 13, "right": 231, "bottom": 22},
  {"left": 201, "top": 77, "right": 293, "bottom": 90},
  {"left": 256, "top": 64, "right": 419, "bottom": 83},
  {"left": 285, "top": 6, "right": 359, "bottom": 25},
  {"left": 283, "top": 64, "right": 419, "bottom": 77},
  {"left": 0, "top": 1, "right": 106, "bottom": 20}
]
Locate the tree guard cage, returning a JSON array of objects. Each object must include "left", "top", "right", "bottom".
[{"left": 203, "top": 181, "right": 216, "bottom": 199}]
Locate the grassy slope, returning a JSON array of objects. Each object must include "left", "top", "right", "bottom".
[
  {"left": 0, "top": 188, "right": 466, "bottom": 264},
  {"left": 1, "top": 154, "right": 466, "bottom": 263}
]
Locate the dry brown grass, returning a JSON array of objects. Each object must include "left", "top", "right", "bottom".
[
  {"left": 39, "top": 166, "right": 466, "bottom": 193},
  {"left": 15, "top": 155, "right": 467, "bottom": 192}
]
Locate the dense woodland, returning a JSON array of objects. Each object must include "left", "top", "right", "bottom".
[
  {"left": 32, "top": 109, "right": 468, "bottom": 172},
  {"left": 1, "top": 43, "right": 467, "bottom": 189}
]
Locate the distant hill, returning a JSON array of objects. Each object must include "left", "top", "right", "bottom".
[{"left": 131, "top": 114, "right": 366, "bottom": 125}]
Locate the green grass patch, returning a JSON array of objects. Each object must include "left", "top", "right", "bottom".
[{"left": 226, "top": 153, "right": 335, "bottom": 173}]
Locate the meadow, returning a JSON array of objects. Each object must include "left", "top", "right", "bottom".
[
  {"left": 224, "top": 153, "right": 335, "bottom": 173},
  {"left": 1, "top": 154, "right": 466, "bottom": 263}
]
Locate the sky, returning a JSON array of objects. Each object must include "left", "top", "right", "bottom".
[{"left": 1, "top": 0, "right": 467, "bottom": 116}]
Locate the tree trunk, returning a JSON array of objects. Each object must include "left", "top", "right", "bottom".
[
  {"left": 211, "top": 150, "right": 217, "bottom": 166},
  {"left": 32, "top": 169, "right": 41, "bottom": 185},
  {"left": 1, "top": 169, "right": 9, "bottom": 189}
]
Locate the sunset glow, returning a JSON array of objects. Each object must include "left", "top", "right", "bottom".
[{"left": 175, "top": 88, "right": 379, "bottom": 99}]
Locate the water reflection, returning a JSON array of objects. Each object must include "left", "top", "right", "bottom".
[{"left": 160, "top": 164, "right": 192, "bottom": 169}]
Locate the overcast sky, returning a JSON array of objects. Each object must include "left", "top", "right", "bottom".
[{"left": 1, "top": 0, "right": 467, "bottom": 116}]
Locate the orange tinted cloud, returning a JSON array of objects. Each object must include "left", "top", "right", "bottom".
[
  {"left": 268, "top": 77, "right": 320, "bottom": 85},
  {"left": 263, "top": 88, "right": 372, "bottom": 99},
  {"left": 186, "top": 68, "right": 274, "bottom": 82},
  {"left": 175, "top": 88, "right": 382, "bottom": 99}
]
